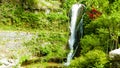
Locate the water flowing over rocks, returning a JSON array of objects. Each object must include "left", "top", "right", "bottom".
[
  {"left": 0, "top": 31, "right": 37, "bottom": 68},
  {"left": 64, "top": 4, "right": 85, "bottom": 66}
]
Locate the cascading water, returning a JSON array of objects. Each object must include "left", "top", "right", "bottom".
[{"left": 64, "top": 4, "right": 85, "bottom": 66}]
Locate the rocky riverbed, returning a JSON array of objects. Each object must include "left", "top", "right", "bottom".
[{"left": 0, "top": 31, "right": 37, "bottom": 68}]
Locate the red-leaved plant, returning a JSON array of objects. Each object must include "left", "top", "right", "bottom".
[{"left": 87, "top": 8, "right": 102, "bottom": 19}]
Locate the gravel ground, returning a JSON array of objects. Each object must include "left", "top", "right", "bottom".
[{"left": 0, "top": 31, "right": 37, "bottom": 68}]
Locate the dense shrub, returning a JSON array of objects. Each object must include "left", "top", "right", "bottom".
[
  {"left": 0, "top": 0, "right": 70, "bottom": 31},
  {"left": 62, "top": 0, "right": 77, "bottom": 10},
  {"left": 24, "top": 32, "right": 68, "bottom": 60},
  {"left": 69, "top": 50, "right": 108, "bottom": 68},
  {"left": 80, "top": 34, "right": 101, "bottom": 54},
  {"left": 0, "top": 2, "right": 40, "bottom": 28},
  {"left": 46, "top": 12, "right": 68, "bottom": 22}
]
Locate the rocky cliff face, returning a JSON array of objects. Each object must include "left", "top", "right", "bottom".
[
  {"left": 0, "top": 0, "right": 61, "bottom": 10},
  {"left": 0, "top": 0, "right": 62, "bottom": 14}
]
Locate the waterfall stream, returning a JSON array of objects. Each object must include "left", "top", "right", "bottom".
[{"left": 64, "top": 4, "right": 85, "bottom": 66}]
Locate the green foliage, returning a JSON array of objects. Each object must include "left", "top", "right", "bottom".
[
  {"left": 0, "top": 2, "right": 15, "bottom": 24},
  {"left": 37, "top": 11, "right": 69, "bottom": 31},
  {"left": 0, "top": 0, "right": 69, "bottom": 30},
  {"left": 69, "top": 50, "right": 108, "bottom": 68},
  {"left": 46, "top": 12, "right": 68, "bottom": 22},
  {"left": 82, "top": 0, "right": 120, "bottom": 53},
  {"left": 19, "top": 11, "right": 40, "bottom": 28},
  {"left": 24, "top": 32, "right": 68, "bottom": 61},
  {"left": 80, "top": 34, "right": 101, "bottom": 54},
  {"left": 109, "top": 0, "right": 120, "bottom": 13},
  {"left": 87, "top": 0, "right": 109, "bottom": 11},
  {"left": 0, "top": 2, "right": 40, "bottom": 28},
  {"left": 62, "top": 0, "right": 77, "bottom": 9},
  {"left": 19, "top": 55, "right": 30, "bottom": 65},
  {"left": 84, "top": 11, "right": 120, "bottom": 51},
  {"left": 24, "top": 0, "right": 39, "bottom": 8}
]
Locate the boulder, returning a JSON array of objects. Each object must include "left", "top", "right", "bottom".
[
  {"left": 109, "top": 48, "right": 120, "bottom": 60},
  {"left": 109, "top": 48, "right": 120, "bottom": 68},
  {"left": 23, "top": 0, "right": 61, "bottom": 11}
]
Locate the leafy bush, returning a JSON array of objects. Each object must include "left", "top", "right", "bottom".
[
  {"left": 69, "top": 50, "right": 108, "bottom": 68},
  {"left": 19, "top": 55, "right": 30, "bottom": 65},
  {"left": 82, "top": 0, "right": 120, "bottom": 53},
  {"left": 0, "top": 0, "right": 69, "bottom": 30},
  {"left": 84, "top": 11, "right": 120, "bottom": 52},
  {"left": 0, "top": 2, "right": 40, "bottom": 28},
  {"left": 24, "top": 32, "right": 68, "bottom": 60},
  {"left": 46, "top": 12, "right": 68, "bottom": 22},
  {"left": 62, "top": 0, "right": 77, "bottom": 10},
  {"left": 80, "top": 34, "right": 101, "bottom": 54}
]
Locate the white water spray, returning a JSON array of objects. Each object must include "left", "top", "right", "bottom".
[{"left": 64, "top": 4, "right": 85, "bottom": 66}]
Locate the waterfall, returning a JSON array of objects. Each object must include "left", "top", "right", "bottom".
[{"left": 64, "top": 4, "right": 85, "bottom": 66}]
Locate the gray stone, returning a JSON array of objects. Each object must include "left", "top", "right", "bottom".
[
  {"left": 109, "top": 48, "right": 120, "bottom": 68},
  {"left": 0, "top": 31, "right": 37, "bottom": 68},
  {"left": 109, "top": 48, "right": 120, "bottom": 60}
]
